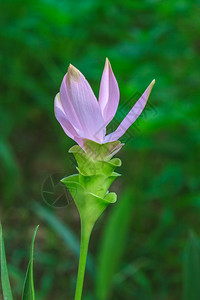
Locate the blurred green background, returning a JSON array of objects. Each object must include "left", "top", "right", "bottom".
[{"left": 0, "top": 0, "right": 200, "bottom": 299}]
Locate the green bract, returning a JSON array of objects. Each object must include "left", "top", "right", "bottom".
[{"left": 61, "top": 139, "right": 122, "bottom": 228}]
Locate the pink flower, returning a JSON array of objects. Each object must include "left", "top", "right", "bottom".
[{"left": 54, "top": 58, "right": 155, "bottom": 148}]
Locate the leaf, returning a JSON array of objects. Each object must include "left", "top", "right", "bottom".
[
  {"left": 95, "top": 190, "right": 133, "bottom": 300},
  {"left": 21, "top": 225, "right": 39, "bottom": 300},
  {"left": 0, "top": 223, "right": 13, "bottom": 300},
  {"left": 183, "top": 232, "right": 200, "bottom": 300}
]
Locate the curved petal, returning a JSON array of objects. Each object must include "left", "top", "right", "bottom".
[
  {"left": 60, "top": 64, "right": 106, "bottom": 143},
  {"left": 54, "top": 94, "right": 84, "bottom": 148},
  {"left": 104, "top": 79, "right": 155, "bottom": 143},
  {"left": 99, "top": 58, "right": 120, "bottom": 126}
]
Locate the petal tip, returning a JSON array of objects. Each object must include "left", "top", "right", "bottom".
[
  {"left": 105, "top": 57, "right": 111, "bottom": 68},
  {"left": 148, "top": 79, "right": 155, "bottom": 94},
  {"left": 146, "top": 79, "right": 155, "bottom": 99},
  {"left": 68, "top": 64, "right": 81, "bottom": 81},
  {"left": 55, "top": 92, "right": 60, "bottom": 100}
]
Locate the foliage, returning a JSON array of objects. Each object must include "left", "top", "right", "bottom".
[
  {"left": 0, "top": 225, "right": 38, "bottom": 300},
  {"left": 0, "top": 0, "right": 200, "bottom": 299}
]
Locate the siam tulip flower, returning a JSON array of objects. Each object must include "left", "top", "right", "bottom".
[
  {"left": 55, "top": 58, "right": 155, "bottom": 149},
  {"left": 54, "top": 59, "right": 155, "bottom": 300}
]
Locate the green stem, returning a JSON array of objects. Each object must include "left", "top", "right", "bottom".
[{"left": 74, "top": 219, "right": 93, "bottom": 300}]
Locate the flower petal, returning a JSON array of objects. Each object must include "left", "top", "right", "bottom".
[
  {"left": 104, "top": 79, "right": 155, "bottom": 143},
  {"left": 60, "top": 64, "right": 106, "bottom": 143},
  {"left": 54, "top": 93, "right": 84, "bottom": 147},
  {"left": 99, "top": 58, "right": 120, "bottom": 126}
]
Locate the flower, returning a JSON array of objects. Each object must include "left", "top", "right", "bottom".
[{"left": 54, "top": 58, "right": 155, "bottom": 148}]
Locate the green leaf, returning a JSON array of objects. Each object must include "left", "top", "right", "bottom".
[
  {"left": 95, "top": 191, "right": 133, "bottom": 300},
  {"left": 0, "top": 223, "right": 13, "bottom": 300},
  {"left": 183, "top": 232, "right": 200, "bottom": 300},
  {"left": 21, "top": 225, "right": 39, "bottom": 300}
]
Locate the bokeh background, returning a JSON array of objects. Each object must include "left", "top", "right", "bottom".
[{"left": 1, "top": 0, "right": 200, "bottom": 299}]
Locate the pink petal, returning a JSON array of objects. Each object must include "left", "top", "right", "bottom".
[
  {"left": 104, "top": 79, "right": 155, "bottom": 143},
  {"left": 60, "top": 64, "right": 105, "bottom": 143},
  {"left": 54, "top": 94, "right": 84, "bottom": 147},
  {"left": 99, "top": 58, "right": 120, "bottom": 126}
]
